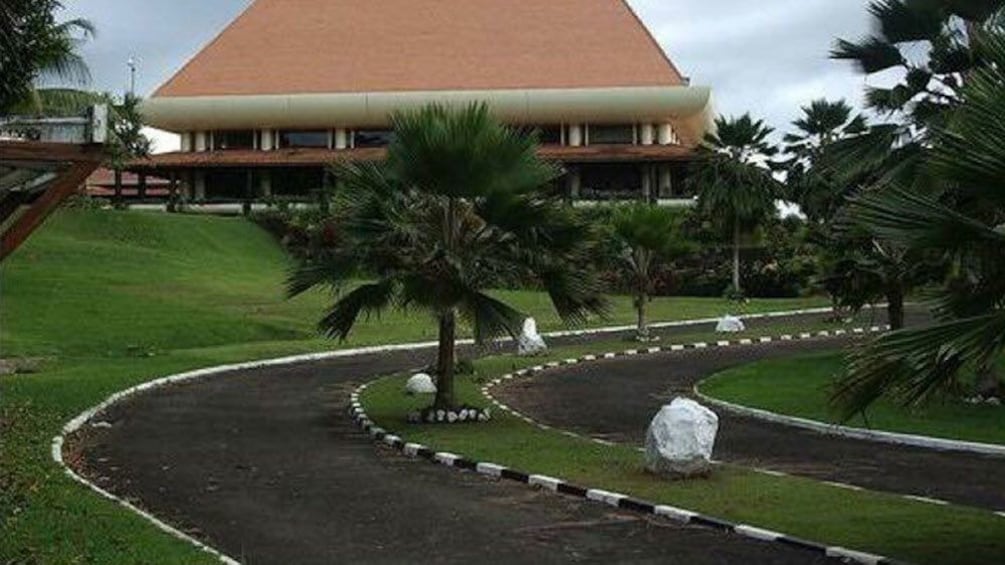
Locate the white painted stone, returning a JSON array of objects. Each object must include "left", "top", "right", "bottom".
[
  {"left": 645, "top": 398, "right": 719, "bottom": 477},
  {"left": 405, "top": 373, "right": 437, "bottom": 395},
  {"left": 518, "top": 318, "right": 548, "bottom": 356},
  {"left": 715, "top": 315, "right": 746, "bottom": 333}
]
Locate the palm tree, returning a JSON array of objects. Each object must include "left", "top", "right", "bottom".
[
  {"left": 288, "top": 103, "right": 607, "bottom": 410},
  {"left": 783, "top": 99, "right": 867, "bottom": 221},
  {"left": 689, "top": 114, "right": 780, "bottom": 298},
  {"left": 609, "top": 204, "right": 690, "bottom": 341},
  {"left": 1, "top": 0, "right": 95, "bottom": 113},
  {"left": 832, "top": 30, "right": 1005, "bottom": 416}
]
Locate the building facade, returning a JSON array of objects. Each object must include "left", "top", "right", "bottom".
[{"left": 132, "top": 0, "right": 713, "bottom": 205}]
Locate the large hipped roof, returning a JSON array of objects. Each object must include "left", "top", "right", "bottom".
[{"left": 154, "top": 0, "right": 686, "bottom": 98}]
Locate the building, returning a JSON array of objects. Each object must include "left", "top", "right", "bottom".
[
  {"left": 132, "top": 0, "right": 713, "bottom": 205},
  {"left": 83, "top": 168, "right": 172, "bottom": 200}
]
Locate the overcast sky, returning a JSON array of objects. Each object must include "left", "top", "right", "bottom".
[{"left": 62, "top": 0, "right": 879, "bottom": 153}]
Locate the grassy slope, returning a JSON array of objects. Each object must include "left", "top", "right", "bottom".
[
  {"left": 362, "top": 350, "right": 1005, "bottom": 565},
  {"left": 0, "top": 209, "right": 824, "bottom": 564},
  {"left": 701, "top": 352, "right": 1005, "bottom": 445}
]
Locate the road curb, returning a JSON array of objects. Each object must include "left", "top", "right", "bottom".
[
  {"left": 49, "top": 305, "right": 843, "bottom": 565},
  {"left": 352, "top": 325, "right": 901, "bottom": 565}
]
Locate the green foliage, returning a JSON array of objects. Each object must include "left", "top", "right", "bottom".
[
  {"left": 288, "top": 103, "right": 607, "bottom": 406},
  {"left": 834, "top": 29, "right": 1005, "bottom": 416},
  {"left": 0, "top": 0, "right": 95, "bottom": 113},
  {"left": 608, "top": 204, "right": 692, "bottom": 338},
  {"left": 363, "top": 359, "right": 1005, "bottom": 565},
  {"left": 702, "top": 351, "right": 1005, "bottom": 445}
]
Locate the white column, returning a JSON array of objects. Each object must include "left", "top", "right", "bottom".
[
  {"left": 195, "top": 132, "right": 208, "bottom": 152},
  {"left": 639, "top": 124, "right": 655, "bottom": 146},
  {"left": 567, "top": 168, "right": 581, "bottom": 199},
  {"left": 260, "top": 171, "right": 273, "bottom": 197},
  {"left": 657, "top": 123, "right": 675, "bottom": 145},
  {"left": 180, "top": 132, "right": 193, "bottom": 152},
  {"left": 194, "top": 171, "right": 207, "bottom": 200},
  {"left": 641, "top": 166, "right": 652, "bottom": 201},
  {"left": 568, "top": 125, "right": 583, "bottom": 147},
  {"left": 659, "top": 165, "right": 673, "bottom": 197},
  {"left": 260, "top": 129, "right": 274, "bottom": 151},
  {"left": 334, "top": 129, "right": 348, "bottom": 149},
  {"left": 327, "top": 130, "right": 335, "bottom": 149}
]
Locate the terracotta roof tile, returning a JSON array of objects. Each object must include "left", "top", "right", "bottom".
[{"left": 154, "top": 0, "right": 685, "bottom": 98}]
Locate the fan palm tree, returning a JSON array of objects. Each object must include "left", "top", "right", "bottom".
[
  {"left": 609, "top": 204, "right": 691, "bottom": 341},
  {"left": 288, "top": 103, "right": 606, "bottom": 410},
  {"left": 832, "top": 30, "right": 1005, "bottom": 416},
  {"left": 689, "top": 114, "right": 780, "bottom": 297},
  {"left": 783, "top": 99, "right": 867, "bottom": 221},
  {"left": 1, "top": 0, "right": 95, "bottom": 113}
]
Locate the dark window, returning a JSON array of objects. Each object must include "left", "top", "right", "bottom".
[
  {"left": 589, "top": 125, "right": 635, "bottom": 145},
  {"left": 580, "top": 163, "right": 642, "bottom": 200},
  {"left": 205, "top": 171, "right": 252, "bottom": 201},
  {"left": 273, "top": 168, "right": 325, "bottom": 197},
  {"left": 279, "top": 130, "right": 329, "bottom": 149},
  {"left": 213, "top": 130, "right": 255, "bottom": 150},
  {"left": 353, "top": 129, "right": 395, "bottom": 148},
  {"left": 537, "top": 125, "right": 563, "bottom": 145}
]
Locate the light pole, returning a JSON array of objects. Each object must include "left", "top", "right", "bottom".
[{"left": 127, "top": 57, "right": 137, "bottom": 97}]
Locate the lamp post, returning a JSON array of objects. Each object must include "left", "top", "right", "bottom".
[{"left": 127, "top": 57, "right": 137, "bottom": 96}]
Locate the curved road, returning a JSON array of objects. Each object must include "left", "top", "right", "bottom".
[
  {"left": 493, "top": 339, "right": 1005, "bottom": 512},
  {"left": 76, "top": 343, "right": 833, "bottom": 564}
]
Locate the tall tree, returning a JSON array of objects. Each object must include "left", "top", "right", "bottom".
[
  {"left": 1, "top": 0, "right": 95, "bottom": 113},
  {"left": 609, "top": 204, "right": 691, "bottom": 341},
  {"left": 288, "top": 104, "right": 606, "bottom": 410},
  {"left": 689, "top": 114, "right": 780, "bottom": 298},
  {"left": 833, "top": 29, "right": 1005, "bottom": 415}
]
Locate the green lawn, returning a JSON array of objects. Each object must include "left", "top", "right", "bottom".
[
  {"left": 700, "top": 352, "right": 1005, "bottom": 445},
  {"left": 361, "top": 353, "right": 1005, "bottom": 565},
  {"left": 0, "top": 209, "right": 826, "bottom": 565}
]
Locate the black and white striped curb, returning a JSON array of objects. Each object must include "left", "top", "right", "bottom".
[
  {"left": 481, "top": 324, "right": 893, "bottom": 448},
  {"left": 349, "top": 378, "right": 896, "bottom": 564},
  {"left": 483, "top": 324, "right": 1005, "bottom": 518},
  {"left": 44, "top": 308, "right": 880, "bottom": 564}
]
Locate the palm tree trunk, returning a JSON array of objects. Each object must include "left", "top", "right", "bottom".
[
  {"left": 636, "top": 292, "right": 649, "bottom": 341},
  {"left": 732, "top": 217, "right": 742, "bottom": 294},
  {"left": 885, "top": 282, "right": 905, "bottom": 330},
  {"left": 977, "top": 361, "right": 1001, "bottom": 399},
  {"left": 434, "top": 309, "right": 457, "bottom": 409},
  {"left": 113, "top": 169, "right": 123, "bottom": 209}
]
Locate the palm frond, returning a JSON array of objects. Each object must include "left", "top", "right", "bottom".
[
  {"left": 834, "top": 313, "right": 1005, "bottom": 418},
  {"left": 318, "top": 280, "right": 399, "bottom": 341}
]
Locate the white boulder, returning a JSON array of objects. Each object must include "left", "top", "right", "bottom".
[
  {"left": 644, "top": 398, "right": 719, "bottom": 477},
  {"left": 518, "top": 317, "right": 548, "bottom": 356},
  {"left": 405, "top": 373, "right": 437, "bottom": 395},
  {"left": 715, "top": 315, "right": 746, "bottom": 333}
]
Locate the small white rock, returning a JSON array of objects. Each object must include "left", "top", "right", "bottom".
[
  {"left": 715, "top": 315, "right": 745, "bottom": 333},
  {"left": 518, "top": 318, "right": 548, "bottom": 356},
  {"left": 447, "top": 411, "right": 458, "bottom": 423},
  {"left": 405, "top": 373, "right": 437, "bottom": 395}
]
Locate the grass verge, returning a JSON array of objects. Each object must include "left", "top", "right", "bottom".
[
  {"left": 1, "top": 209, "right": 826, "bottom": 564},
  {"left": 361, "top": 344, "right": 1005, "bottom": 565},
  {"left": 700, "top": 352, "right": 1005, "bottom": 446}
]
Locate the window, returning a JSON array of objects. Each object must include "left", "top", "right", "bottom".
[
  {"left": 589, "top": 125, "right": 635, "bottom": 145},
  {"left": 272, "top": 168, "right": 325, "bottom": 197},
  {"left": 353, "top": 129, "right": 395, "bottom": 148},
  {"left": 580, "top": 163, "right": 643, "bottom": 200},
  {"left": 213, "top": 130, "right": 255, "bottom": 150},
  {"left": 278, "top": 130, "right": 329, "bottom": 149},
  {"left": 205, "top": 171, "right": 252, "bottom": 201},
  {"left": 536, "top": 125, "right": 563, "bottom": 145}
]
